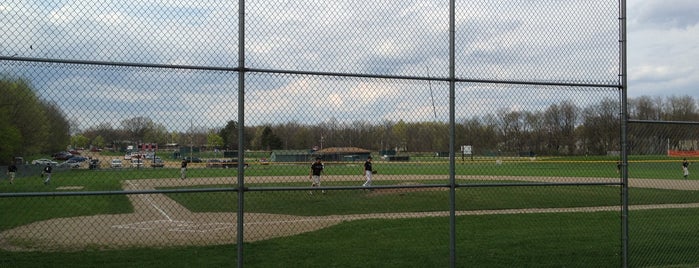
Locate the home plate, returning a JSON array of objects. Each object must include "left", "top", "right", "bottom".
[{"left": 112, "top": 220, "right": 235, "bottom": 233}]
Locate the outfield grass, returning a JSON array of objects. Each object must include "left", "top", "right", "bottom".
[{"left": 4, "top": 154, "right": 691, "bottom": 182}]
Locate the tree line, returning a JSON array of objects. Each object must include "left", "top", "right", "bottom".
[
  {"left": 1, "top": 79, "right": 71, "bottom": 163},
  {"left": 2, "top": 77, "right": 698, "bottom": 164},
  {"left": 70, "top": 95, "right": 699, "bottom": 158}
]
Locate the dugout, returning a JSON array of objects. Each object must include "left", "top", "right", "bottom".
[
  {"left": 270, "top": 150, "right": 312, "bottom": 162},
  {"left": 379, "top": 149, "right": 396, "bottom": 156},
  {"left": 315, "top": 147, "right": 371, "bottom": 162}
]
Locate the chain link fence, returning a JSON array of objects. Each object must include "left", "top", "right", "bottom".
[{"left": 2, "top": 0, "right": 697, "bottom": 267}]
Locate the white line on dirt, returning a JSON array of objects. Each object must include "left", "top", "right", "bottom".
[{"left": 126, "top": 180, "right": 173, "bottom": 222}]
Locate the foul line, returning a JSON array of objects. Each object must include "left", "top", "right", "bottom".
[{"left": 126, "top": 180, "right": 173, "bottom": 222}]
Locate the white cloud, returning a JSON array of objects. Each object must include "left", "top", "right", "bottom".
[
  {"left": 627, "top": 0, "right": 699, "bottom": 99},
  {"left": 2, "top": 0, "right": 698, "bottom": 132},
  {"left": 629, "top": 0, "right": 699, "bottom": 29}
]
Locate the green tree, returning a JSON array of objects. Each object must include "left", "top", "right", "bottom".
[
  {"left": 392, "top": 120, "right": 408, "bottom": 152},
  {"left": 4, "top": 80, "right": 48, "bottom": 155},
  {"left": 43, "top": 100, "right": 71, "bottom": 152},
  {"left": 219, "top": 120, "right": 239, "bottom": 150},
  {"left": 207, "top": 132, "right": 224, "bottom": 149},
  {"left": 145, "top": 123, "right": 169, "bottom": 145},
  {"left": 0, "top": 120, "right": 22, "bottom": 163},
  {"left": 253, "top": 126, "right": 282, "bottom": 151},
  {"left": 92, "top": 135, "right": 106, "bottom": 149},
  {"left": 71, "top": 134, "right": 90, "bottom": 149},
  {"left": 0, "top": 79, "right": 64, "bottom": 161},
  {"left": 82, "top": 123, "right": 125, "bottom": 149}
]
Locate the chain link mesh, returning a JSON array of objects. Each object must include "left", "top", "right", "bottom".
[{"left": 3, "top": 0, "right": 693, "bottom": 267}]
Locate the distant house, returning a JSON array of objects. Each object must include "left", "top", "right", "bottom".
[
  {"left": 315, "top": 147, "right": 371, "bottom": 162},
  {"left": 270, "top": 150, "right": 312, "bottom": 162}
]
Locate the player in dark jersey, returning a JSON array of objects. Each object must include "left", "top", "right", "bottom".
[
  {"left": 43, "top": 164, "right": 52, "bottom": 185},
  {"left": 362, "top": 156, "right": 373, "bottom": 188},
  {"left": 309, "top": 157, "right": 325, "bottom": 194},
  {"left": 181, "top": 159, "right": 188, "bottom": 180}
]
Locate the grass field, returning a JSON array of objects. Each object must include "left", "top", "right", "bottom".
[
  {"left": 1, "top": 156, "right": 698, "bottom": 267},
  {"left": 1, "top": 209, "right": 698, "bottom": 267}
]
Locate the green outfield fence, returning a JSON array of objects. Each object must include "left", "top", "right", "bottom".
[{"left": 2, "top": 0, "right": 698, "bottom": 267}]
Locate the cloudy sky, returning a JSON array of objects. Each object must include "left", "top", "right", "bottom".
[
  {"left": 627, "top": 0, "right": 699, "bottom": 98},
  {"left": 0, "top": 0, "right": 697, "bottom": 132}
]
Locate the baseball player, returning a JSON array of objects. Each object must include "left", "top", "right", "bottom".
[
  {"left": 362, "top": 156, "right": 373, "bottom": 188},
  {"left": 309, "top": 157, "right": 325, "bottom": 194},
  {"left": 42, "top": 163, "right": 52, "bottom": 185},
  {"left": 7, "top": 163, "right": 17, "bottom": 184},
  {"left": 181, "top": 159, "right": 188, "bottom": 180}
]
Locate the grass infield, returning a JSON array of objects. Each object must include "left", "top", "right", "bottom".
[
  {"left": 1, "top": 209, "right": 698, "bottom": 267},
  {"left": 1, "top": 156, "right": 698, "bottom": 267}
]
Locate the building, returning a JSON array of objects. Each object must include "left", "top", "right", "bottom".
[
  {"left": 315, "top": 147, "right": 371, "bottom": 162},
  {"left": 270, "top": 150, "right": 312, "bottom": 162}
]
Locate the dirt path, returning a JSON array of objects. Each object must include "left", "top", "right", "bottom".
[{"left": 2, "top": 175, "right": 698, "bottom": 251}]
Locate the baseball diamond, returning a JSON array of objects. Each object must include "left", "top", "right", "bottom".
[{"left": 1, "top": 175, "right": 698, "bottom": 251}]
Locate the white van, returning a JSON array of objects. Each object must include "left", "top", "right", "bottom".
[{"left": 131, "top": 158, "right": 143, "bottom": 168}]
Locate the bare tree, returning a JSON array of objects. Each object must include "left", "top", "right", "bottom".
[
  {"left": 581, "top": 98, "right": 619, "bottom": 155},
  {"left": 121, "top": 116, "right": 154, "bottom": 143}
]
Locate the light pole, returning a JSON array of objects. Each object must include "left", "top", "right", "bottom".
[{"left": 320, "top": 135, "right": 324, "bottom": 150}]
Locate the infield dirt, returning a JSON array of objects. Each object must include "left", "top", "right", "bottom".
[{"left": 2, "top": 175, "right": 699, "bottom": 251}]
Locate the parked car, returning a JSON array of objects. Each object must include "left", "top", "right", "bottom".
[
  {"left": 207, "top": 159, "right": 248, "bottom": 168},
  {"left": 131, "top": 158, "right": 144, "bottom": 168},
  {"left": 124, "top": 154, "right": 132, "bottom": 160},
  {"left": 52, "top": 151, "right": 73, "bottom": 160},
  {"left": 32, "top": 158, "right": 58, "bottom": 166},
  {"left": 183, "top": 157, "right": 203, "bottom": 163},
  {"left": 58, "top": 160, "right": 81, "bottom": 169},
  {"left": 68, "top": 156, "right": 88, "bottom": 162},
  {"left": 151, "top": 158, "right": 164, "bottom": 168},
  {"left": 206, "top": 159, "right": 222, "bottom": 168},
  {"left": 110, "top": 159, "right": 123, "bottom": 168},
  {"left": 13, "top": 156, "right": 24, "bottom": 165}
]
